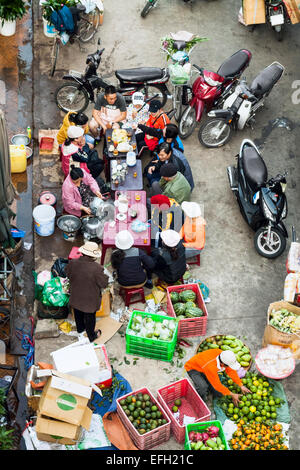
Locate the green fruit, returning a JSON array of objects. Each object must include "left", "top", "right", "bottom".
[
  {"left": 125, "top": 409, "right": 131, "bottom": 416},
  {"left": 139, "top": 428, "right": 146, "bottom": 435},
  {"left": 126, "top": 397, "right": 132, "bottom": 404},
  {"left": 139, "top": 410, "right": 146, "bottom": 417},
  {"left": 120, "top": 399, "right": 126, "bottom": 406},
  {"left": 143, "top": 394, "right": 150, "bottom": 401},
  {"left": 172, "top": 406, "right": 178, "bottom": 412},
  {"left": 136, "top": 400, "right": 142, "bottom": 408},
  {"left": 151, "top": 405, "right": 158, "bottom": 412},
  {"left": 174, "top": 399, "right": 182, "bottom": 407}
]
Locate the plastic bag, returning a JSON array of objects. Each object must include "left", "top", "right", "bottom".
[
  {"left": 33, "top": 271, "right": 43, "bottom": 302},
  {"left": 37, "top": 270, "right": 52, "bottom": 286},
  {"left": 168, "top": 63, "right": 190, "bottom": 84},
  {"left": 51, "top": 258, "right": 69, "bottom": 278},
  {"left": 42, "top": 277, "right": 69, "bottom": 307}
]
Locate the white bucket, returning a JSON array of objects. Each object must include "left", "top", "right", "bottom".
[
  {"left": 33, "top": 204, "right": 56, "bottom": 237},
  {"left": 0, "top": 19, "right": 16, "bottom": 37}
]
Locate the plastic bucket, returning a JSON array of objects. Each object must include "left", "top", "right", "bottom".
[
  {"left": 33, "top": 204, "right": 56, "bottom": 237},
  {"left": 43, "top": 18, "right": 58, "bottom": 38},
  {"left": 0, "top": 19, "right": 16, "bottom": 37}
]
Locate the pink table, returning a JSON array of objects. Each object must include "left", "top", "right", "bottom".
[{"left": 101, "top": 190, "right": 151, "bottom": 265}]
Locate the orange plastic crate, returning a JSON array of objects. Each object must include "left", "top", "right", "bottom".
[
  {"left": 116, "top": 387, "right": 171, "bottom": 450},
  {"left": 167, "top": 283, "right": 208, "bottom": 338},
  {"left": 157, "top": 378, "right": 211, "bottom": 443}
]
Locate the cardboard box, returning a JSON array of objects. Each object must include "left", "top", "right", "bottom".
[
  {"left": 36, "top": 408, "right": 92, "bottom": 445},
  {"left": 283, "top": 0, "right": 300, "bottom": 24},
  {"left": 243, "top": 0, "right": 266, "bottom": 25},
  {"left": 262, "top": 300, "right": 300, "bottom": 351},
  {"left": 37, "top": 370, "right": 93, "bottom": 426}
]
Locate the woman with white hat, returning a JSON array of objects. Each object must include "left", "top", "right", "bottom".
[
  {"left": 65, "top": 241, "right": 108, "bottom": 342},
  {"left": 61, "top": 125, "right": 104, "bottom": 180},
  {"left": 111, "top": 230, "right": 155, "bottom": 289},
  {"left": 151, "top": 229, "right": 187, "bottom": 284},
  {"left": 179, "top": 201, "right": 206, "bottom": 260}
]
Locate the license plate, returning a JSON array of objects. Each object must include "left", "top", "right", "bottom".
[{"left": 270, "top": 13, "right": 284, "bottom": 26}]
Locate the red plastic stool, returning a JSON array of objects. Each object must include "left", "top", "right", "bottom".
[
  {"left": 119, "top": 286, "right": 146, "bottom": 307},
  {"left": 68, "top": 246, "right": 82, "bottom": 260},
  {"left": 187, "top": 253, "right": 201, "bottom": 266}
]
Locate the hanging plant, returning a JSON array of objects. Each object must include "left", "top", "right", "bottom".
[{"left": 0, "top": 0, "right": 28, "bottom": 24}]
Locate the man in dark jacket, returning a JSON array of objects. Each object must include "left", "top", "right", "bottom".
[
  {"left": 151, "top": 229, "right": 187, "bottom": 284},
  {"left": 111, "top": 230, "right": 155, "bottom": 289},
  {"left": 145, "top": 142, "right": 185, "bottom": 187},
  {"left": 65, "top": 241, "right": 108, "bottom": 342}
]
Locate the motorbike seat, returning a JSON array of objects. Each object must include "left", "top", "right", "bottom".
[
  {"left": 250, "top": 63, "right": 284, "bottom": 98},
  {"left": 115, "top": 67, "right": 164, "bottom": 82},
  {"left": 217, "top": 49, "right": 251, "bottom": 78},
  {"left": 243, "top": 146, "right": 268, "bottom": 187}
]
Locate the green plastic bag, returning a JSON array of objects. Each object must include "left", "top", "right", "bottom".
[
  {"left": 42, "top": 277, "right": 69, "bottom": 307},
  {"left": 32, "top": 270, "right": 43, "bottom": 302},
  {"left": 168, "top": 63, "right": 190, "bottom": 84}
]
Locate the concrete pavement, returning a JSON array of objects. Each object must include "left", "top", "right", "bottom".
[{"left": 30, "top": 0, "right": 300, "bottom": 450}]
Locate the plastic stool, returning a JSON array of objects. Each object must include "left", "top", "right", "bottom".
[
  {"left": 119, "top": 286, "right": 146, "bottom": 307},
  {"left": 68, "top": 246, "right": 82, "bottom": 260},
  {"left": 187, "top": 253, "right": 201, "bottom": 266}
]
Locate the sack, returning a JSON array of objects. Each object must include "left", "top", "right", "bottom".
[
  {"left": 37, "top": 302, "right": 69, "bottom": 320},
  {"left": 42, "top": 277, "right": 69, "bottom": 307},
  {"left": 168, "top": 63, "right": 190, "bottom": 85},
  {"left": 50, "top": 6, "right": 74, "bottom": 33},
  {"left": 51, "top": 258, "right": 69, "bottom": 278}
]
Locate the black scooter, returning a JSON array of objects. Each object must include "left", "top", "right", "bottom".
[
  {"left": 227, "top": 139, "right": 288, "bottom": 258},
  {"left": 54, "top": 39, "right": 170, "bottom": 113}
]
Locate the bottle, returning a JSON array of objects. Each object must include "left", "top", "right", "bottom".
[{"left": 27, "top": 126, "right": 31, "bottom": 140}]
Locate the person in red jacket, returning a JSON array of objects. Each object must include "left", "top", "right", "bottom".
[{"left": 184, "top": 349, "right": 251, "bottom": 406}]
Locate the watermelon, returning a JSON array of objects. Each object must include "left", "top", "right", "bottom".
[
  {"left": 170, "top": 291, "right": 180, "bottom": 304},
  {"left": 185, "top": 306, "right": 203, "bottom": 318},
  {"left": 173, "top": 302, "right": 186, "bottom": 316},
  {"left": 185, "top": 301, "right": 196, "bottom": 309},
  {"left": 179, "top": 289, "right": 197, "bottom": 303}
]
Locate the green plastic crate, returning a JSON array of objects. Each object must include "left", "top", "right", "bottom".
[
  {"left": 126, "top": 310, "right": 178, "bottom": 362},
  {"left": 184, "top": 420, "right": 229, "bottom": 450}
]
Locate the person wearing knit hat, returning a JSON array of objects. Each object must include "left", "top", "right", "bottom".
[{"left": 150, "top": 163, "right": 191, "bottom": 205}]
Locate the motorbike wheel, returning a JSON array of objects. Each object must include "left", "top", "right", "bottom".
[
  {"left": 178, "top": 106, "right": 197, "bottom": 140},
  {"left": 173, "top": 86, "right": 183, "bottom": 123},
  {"left": 137, "top": 84, "right": 168, "bottom": 107},
  {"left": 78, "top": 9, "right": 100, "bottom": 43},
  {"left": 198, "top": 118, "right": 232, "bottom": 148},
  {"left": 254, "top": 226, "right": 286, "bottom": 259},
  {"left": 141, "top": 1, "right": 156, "bottom": 17},
  {"left": 55, "top": 83, "right": 90, "bottom": 113}
]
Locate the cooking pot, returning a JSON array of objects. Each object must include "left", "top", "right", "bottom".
[
  {"left": 90, "top": 197, "right": 104, "bottom": 216},
  {"left": 81, "top": 216, "right": 103, "bottom": 238}
]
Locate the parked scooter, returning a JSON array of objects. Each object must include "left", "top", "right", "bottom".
[
  {"left": 140, "top": 0, "right": 218, "bottom": 18},
  {"left": 177, "top": 49, "right": 252, "bottom": 139},
  {"left": 199, "top": 62, "right": 284, "bottom": 148},
  {"left": 227, "top": 139, "right": 288, "bottom": 259},
  {"left": 266, "top": 0, "right": 288, "bottom": 41},
  {"left": 54, "top": 39, "right": 171, "bottom": 113}
]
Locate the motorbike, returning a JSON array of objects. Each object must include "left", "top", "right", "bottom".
[
  {"left": 177, "top": 49, "right": 252, "bottom": 139},
  {"left": 54, "top": 39, "right": 171, "bottom": 113},
  {"left": 140, "top": 0, "right": 217, "bottom": 18},
  {"left": 199, "top": 61, "right": 284, "bottom": 148},
  {"left": 227, "top": 139, "right": 288, "bottom": 259},
  {"left": 266, "top": 0, "right": 288, "bottom": 41}
]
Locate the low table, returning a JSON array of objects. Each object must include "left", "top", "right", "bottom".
[
  {"left": 105, "top": 128, "right": 138, "bottom": 159},
  {"left": 101, "top": 190, "right": 151, "bottom": 265},
  {"left": 110, "top": 160, "right": 143, "bottom": 191}
]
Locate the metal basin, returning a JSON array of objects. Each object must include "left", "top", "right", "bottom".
[
  {"left": 57, "top": 215, "right": 82, "bottom": 234},
  {"left": 11, "top": 134, "right": 30, "bottom": 146},
  {"left": 81, "top": 216, "right": 102, "bottom": 237}
]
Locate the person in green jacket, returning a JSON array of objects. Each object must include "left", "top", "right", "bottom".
[{"left": 151, "top": 163, "right": 191, "bottom": 205}]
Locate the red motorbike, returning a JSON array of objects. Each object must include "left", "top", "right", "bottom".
[{"left": 178, "top": 49, "right": 252, "bottom": 139}]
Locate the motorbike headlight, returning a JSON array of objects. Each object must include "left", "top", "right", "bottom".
[
  {"left": 281, "top": 200, "right": 287, "bottom": 219},
  {"left": 262, "top": 199, "right": 276, "bottom": 222}
]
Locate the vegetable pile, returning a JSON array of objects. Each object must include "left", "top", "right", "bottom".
[
  {"left": 230, "top": 421, "right": 288, "bottom": 451},
  {"left": 120, "top": 393, "right": 167, "bottom": 435},
  {"left": 188, "top": 426, "right": 226, "bottom": 450},
  {"left": 197, "top": 335, "right": 251, "bottom": 369},
  {"left": 269, "top": 308, "right": 300, "bottom": 334},
  {"left": 170, "top": 289, "right": 204, "bottom": 319},
  {"left": 128, "top": 315, "right": 176, "bottom": 341},
  {"left": 218, "top": 371, "right": 284, "bottom": 424}
]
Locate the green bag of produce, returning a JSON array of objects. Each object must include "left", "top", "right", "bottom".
[
  {"left": 168, "top": 63, "right": 190, "bottom": 84},
  {"left": 42, "top": 277, "right": 69, "bottom": 307}
]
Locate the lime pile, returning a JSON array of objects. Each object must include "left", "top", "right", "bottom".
[
  {"left": 197, "top": 335, "right": 252, "bottom": 369},
  {"left": 120, "top": 393, "right": 167, "bottom": 435},
  {"left": 218, "top": 371, "right": 284, "bottom": 425}
]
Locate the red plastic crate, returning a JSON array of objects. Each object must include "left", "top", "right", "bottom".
[
  {"left": 167, "top": 283, "right": 208, "bottom": 338},
  {"left": 157, "top": 378, "right": 211, "bottom": 443},
  {"left": 116, "top": 387, "right": 171, "bottom": 450}
]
